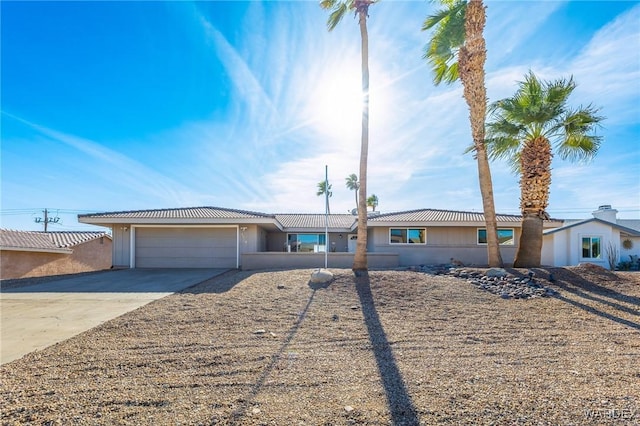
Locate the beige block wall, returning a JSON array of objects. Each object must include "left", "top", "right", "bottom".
[{"left": 0, "top": 237, "right": 112, "bottom": 280}]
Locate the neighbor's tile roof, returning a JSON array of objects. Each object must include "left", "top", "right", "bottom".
[
  {"left": 47, "top": 231, "right": 111, "bottom": 248},
  {"left": 274, "top": 214, "right": 357, "bottom": 229},
  {"left": 544, "top": 218, "right": 640, "bottom": 236},
  {"left": 367, "top": 209, "right": 524, "bottom": 223},
  {"left": 79, "top": 207, "right": 273, "bottom": 220},
  {"left": 619, "top": 219, "right": 640, "bottom": 232},
  {"left": 0, "top": 229, "right": 109, "bottom": 252}
]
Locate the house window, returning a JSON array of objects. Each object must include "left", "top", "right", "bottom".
[
  {"left": 287, "top": 233, "right": 326, "bottom": 252},
  {"left": 582, "top": 236, "right": 602, "bottom": 259},
  {"left": 477, "top": 228, "right": 515, "bottom": 245},
  {"left": 389, "top": 228, "right": 426, "bottom": 244}
]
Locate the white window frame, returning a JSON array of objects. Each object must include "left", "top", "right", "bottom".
[
  {"left": 389, "top": 228, "right": 427, "bottom": 245},
  {"left": 477, "top": 228, "right": 515, "bottom": 245},
  {"left": 580, "top": 235, "right": 603, "bottom": 260}
]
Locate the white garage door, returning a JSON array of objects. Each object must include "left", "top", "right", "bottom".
[{"left": 135, "top": 227, "right": 237, "bottom": 268}]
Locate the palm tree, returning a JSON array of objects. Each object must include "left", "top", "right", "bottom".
[
  {"left": 367, "top": 194, "right": 379, "bottom": 211},
  {"left": 486, "top": 71, "right": 603, "bottom": 267},
  {"left": 345, "top": 173, "right": 359, "bottom": 210},
  {"left": 423, "top": 0, "right": 503, "bottom": 267},
  {"left": 317, "top": 180, "right": 333, "bottom": 214},
  {"left": 320, "top": 0, "right": 376, "bottom": 273}
]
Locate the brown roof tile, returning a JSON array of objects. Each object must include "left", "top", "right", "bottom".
[
  {"left": 0, "top": 229, "right": 109, "bottom": 252},
  {"left": 274, "top": 214, "right": 356, "bottom": 230},
  {"left": 78, "top": 206, "right": 563, "bottom": 229},
  {"left": 368, "top": 209, "right": 523, "bottom": 223},
  {"left": 79, "top": 206, "right": 272, "bottom": 220}
]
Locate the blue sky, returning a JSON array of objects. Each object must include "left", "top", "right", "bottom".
[{"left": 1, "top": 1, "right": 639, "bottom": 232}]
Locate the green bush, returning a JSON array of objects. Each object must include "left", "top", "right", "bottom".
[{"left": 616, "top": 261, "right": 632, "bottom": 271}]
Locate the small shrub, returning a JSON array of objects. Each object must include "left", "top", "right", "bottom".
[{"left": 616, "top": 261, "right": 632, "bottom": 271}]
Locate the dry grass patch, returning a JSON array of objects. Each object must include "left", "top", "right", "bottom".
[{"left": 2, "top": 267, "right": 639, "bottom": 425}]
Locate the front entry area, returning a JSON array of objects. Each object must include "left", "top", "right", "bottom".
[{"left": 134, "top": 227, "right": 237, "bottom": 268}]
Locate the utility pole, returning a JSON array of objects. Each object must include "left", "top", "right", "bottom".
[{"left": 35, "top": 209, "right": 60, "bottom": 232}]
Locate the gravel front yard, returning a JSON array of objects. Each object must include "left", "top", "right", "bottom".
[{"left": 1, "top": 265, "right": 639, "bottom": 425}]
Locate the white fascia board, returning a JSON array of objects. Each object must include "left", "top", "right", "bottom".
[{"left": 0, "top": 246, "right": 73, "bottom": 254}]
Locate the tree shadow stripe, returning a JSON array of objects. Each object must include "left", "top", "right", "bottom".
[{"left": 355, "top": 272, "right": 419, "bottom": 425}]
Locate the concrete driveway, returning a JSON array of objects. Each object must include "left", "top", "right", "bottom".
[{"left": 1, "top": 268, "right": 226, "bottom": 364}]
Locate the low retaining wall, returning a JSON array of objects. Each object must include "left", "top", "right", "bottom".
[{"left": 241, "top": 252, "right": 399, "bottom": 271}]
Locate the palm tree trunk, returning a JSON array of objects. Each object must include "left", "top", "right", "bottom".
[
  {"left": 353, "top": 4, "right": 370, "bottom": 273},
  {"left": 514, "top": 213, "right": 544, "bottom": 267},
  {"left": 513, "top": 135, "right": 552, "bottom": 267},
  {"left": 476, "top": 146, "right": 503, "bottom": 266},
  {"left": 459, "top": 0, "right": 503, "bottom": 267}
]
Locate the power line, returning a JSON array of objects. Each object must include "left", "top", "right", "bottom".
[{"left": 34, "top": 209, "right": 60, "bottom": 232}]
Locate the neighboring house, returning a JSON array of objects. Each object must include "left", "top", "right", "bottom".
[
  {"left": 0, "top": 230, "right": 112, "bottom": 280},
  {"left": 78, "top": 206, "right": 562, "bottom": 270},
  {"left": 542, "top": 205, "right": 640, "bottom": 270}
]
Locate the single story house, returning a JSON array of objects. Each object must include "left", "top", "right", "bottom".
[
  {"left": 0, "top": 230, "right": 112, "bottom": 280},
  {"left": 78, "top": 206, "right": 563, "bottom": 270},
  {"left": 542, "top": 205, "right": 640, "bottom": 270}
]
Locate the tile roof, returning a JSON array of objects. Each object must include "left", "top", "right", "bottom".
[
  {"left": 79, "top": 206, "right": 567, "bottom": 229},
  {"left": 618, "top": 219, "right": 640, "bottom": 232},
  {"left": 367, "top": 208, "right": 524, "bottom": 223},
  {"left": 79, "top": 206, "right": 273, "bottom": 220},
  {"left": 47, "top": 231, "right": 111, "bottom": 248},
  {"left": 0, "top": 229, "right": 110, "bottom": 252},
  {"left": 274, "top": 214, "right": 357, "bottom": 229}
]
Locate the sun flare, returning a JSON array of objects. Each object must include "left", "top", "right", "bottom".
[{"left": 309, "top": 65, "right": 363, "bottom": 139}]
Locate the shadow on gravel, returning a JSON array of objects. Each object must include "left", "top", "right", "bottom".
[
  {"left": 527, "top": 268, "right": 640, "bottom": 331},
  {"left": 354, "top": 271, "right": 419, "bottom": 426},
  {"left": 180, "top": 270, "right": 251, "bottom": 294},
  {"left": 229, "top": 279, "right": 320, "bottom": 420}
]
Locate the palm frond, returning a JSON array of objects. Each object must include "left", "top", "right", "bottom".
[
  {"left": 554, "top": 106, "right": 604, "bottom": 162},
  {"left": 319, "top": 0, "right": 337, "bottom": 10},
  {"left": 485, "top": 136, "right": 522, "bottom": 173},
  {"left": 422, "top": 0, "right": 465, "bottom": 86},
  {"left": 326, "top": 2, "right": 349, "bottom": 31},
  {"left": 487, "top": 70, "right": 605, "bottom": 174}
]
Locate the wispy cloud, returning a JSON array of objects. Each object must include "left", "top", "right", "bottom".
[
  {"left": 568, "top": 4, "right": 640, "bottom": 125},
  {"left": 3, "top": 113, "right": 204, "bottom": 208},
  {"left": 485, "top": 1, "right": 566, "bottom": 63}
]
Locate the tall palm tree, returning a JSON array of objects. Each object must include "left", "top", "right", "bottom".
[
  {"left": 486, "top": 71, "right": 603, "bottom": 267},
  {"left": 367, "top": 194, "right": 379, "bottom": 211},
  {"left": 423, "top": 0, "right": 503, "bottom": 267},
  {"left": 317, "top": 180, "right": 333, "bottom": 214},
  {"left": 345, "top": 173, "right": 359, "bottom": 211},
  {"left": 320, "top": 0, "right": 376, "bottom": 273}
]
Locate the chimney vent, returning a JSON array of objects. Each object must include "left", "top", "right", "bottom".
[{"left": 592, "top": 205, "right": 617, "bottom": 223}]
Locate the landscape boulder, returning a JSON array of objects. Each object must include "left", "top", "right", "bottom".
[{"left": 310, "top": 269, "right": 334, "bottom": 284}]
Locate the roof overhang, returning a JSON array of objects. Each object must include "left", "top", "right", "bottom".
[
  {"left": 0, "top": 246, "right": 73, "bottom": 254},
  {"left": 79, "top": 217, "right": 284, "bottom": 231}
]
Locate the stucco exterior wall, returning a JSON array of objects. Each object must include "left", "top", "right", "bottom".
[
  {"left": 620, "top": 236, "right": 640, "bottom": 264},
  {"left": 543, "top": 221, "right": 626, "bottom": 269},
  {"left": 0, "top": 237, "right": 112, "bottom": 280},
  {"left": 369, "top": 226, "right": 520, "bottom": 266},
  {"left": 241, "top": 252, "right": 398, "bottom": 270}
]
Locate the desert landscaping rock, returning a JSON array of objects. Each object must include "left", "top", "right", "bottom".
[
  {"left": 310, "top": 268, "right": 334, "bottom": 284},
  {"left": 1, "top": 266, "right": 638, "bottom": 425}
]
